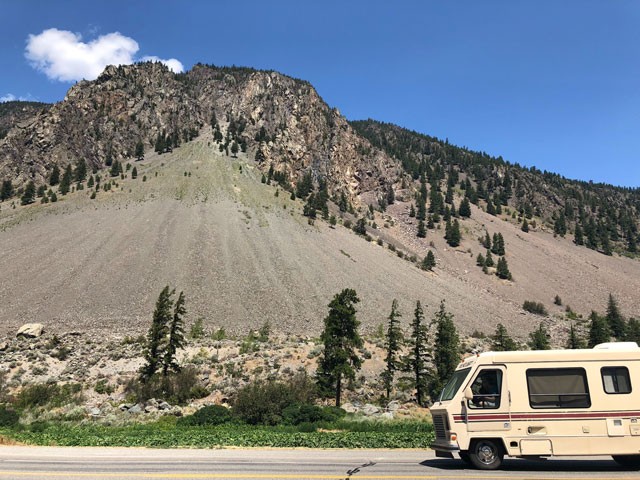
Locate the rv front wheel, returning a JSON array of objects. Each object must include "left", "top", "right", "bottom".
[
  {"left": 469, "top": 439, "right": 503, "bottom": 470},
  {"left": 612, "top": 455, "right": 640, "bottom": 468}
]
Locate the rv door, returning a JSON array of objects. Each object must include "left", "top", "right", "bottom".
[{"left": 465, "top": 366, "right": 511, "bottom": 432}]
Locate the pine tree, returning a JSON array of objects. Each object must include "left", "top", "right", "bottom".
[
  {"left": 482, "top": 232, "right": 492, "bottom": 249},
  {"left": 491, "top": 323, "right": 518, "bottom": 351},
  {"left": 476, "top": 253, "right": 485, "bottom": 267},
  {"left": 528, "top": 323, "right": 550, "bottom": 350},
  {"left": 496, "top": 256, "right": 512, "bottom": 280},
  {"left": 1, "top": 179, "right": 13, "bottom": 201},
  {"left": 405, "top": 301, "right": 429, "bottom": 406},
  {"left": 486, "top": 198, "right": 496, "bottom": 215},
  {"left": 409, "top": 204, "right": 416, "bottom": 218},
  {"left": 110, "top": 160, "right": 121, "bottom": 177},
  {"left": 20, "top": 181, "right": 36, "bottom": 205},
  {"left": 421, "top": 250, "right": 436, "bottom": 271},
  {"left": 606, "top": 293, "right": 626, "bottom": 339},
  {"left": 566, "top": 323, "right": 585, "bottom": 349},
  {"left": 484, "top": 250, "right": 494, "bottom": 268},
  {"left": 135, "top": 140, "right": 145, "bottom": 160},
  {"left": 521, "top": 218, "right": 529, "bottom": 233},
  {"left": 316, "top": 289, "right": 363, "bottom": 407},
  {"left": 431, "top": 301, "right": 459, "bottom": 400},
  {"left": 59, "top": 165, "right": 72, "bottom": 195},
  {"left": 445, "top": 219, "right": 461, "bottom": 247},
  {"left": 417, "top": 220, "right": 426, "bottom": 238},
  {"left": 162, "top": 291, "right": 186, "bottom": 377},
  {"left": 625, "top": 318, "right": 640, "bottom": 344},
  {"left": 231, "top": 141, "right": 239, "bottom": 157},
  {"left": 49, "top": 165, "right": 60, "bottom": 186},
  {"left": 74, "top": 159, "right": 87, "bottom": 183},
  {"left": 381, "top": 299, "right": 403, "bottom": 400},
  {"left": 140, "top": 286, "right": 174, "bottom": 381},
  {"left": 131, "top": 166, "right": 138, "bottom": 179},
  {"left": 574, "top": 224, "right": 584, "bottom": 245},
  {"left": 458, "top": 198, "right": 471, "bottom": 218},
  {"left": 554, "top": 212, "right": 567, "bottom": 237},
  {"left": 588, "top": 311, "right": 610, "bottom": 348}
]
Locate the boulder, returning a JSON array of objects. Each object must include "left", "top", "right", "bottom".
[
  {"left": 0, "top": 341, "right": 8, "bottom": 351},
  {"left": 16, "top": 323, "right": 44, "bottom": 338},
  {"left": 361, "top": 404, "right": 380, "bottom": 416},
  {"left": 127, "top": 403, "right": 143, "bottom": 414}
]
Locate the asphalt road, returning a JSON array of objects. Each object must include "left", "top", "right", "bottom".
[{"left": 0, "top": 446, "right": 638, "bottom": 480}]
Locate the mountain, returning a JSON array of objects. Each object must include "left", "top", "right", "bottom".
[
  {"left": 0, "top": 63, "right": 639, "bottom": 343},
  {"left": 0, "top": 101, "right": 51, "bottom": 141}
]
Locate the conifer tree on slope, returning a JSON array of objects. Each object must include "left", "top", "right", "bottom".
[
  {"left": 316, "top": 288, "right": 363, "bottom": 407},
  {"left": 431, "top": 300, "right": 459, "bottom": 400},
  {"left": 162, "top": 291, "right": 186, "bottom": 377},
  {"left": 381, "top": 299, "right": 403, "bottom": 400},
  {"left": 404, "top": 301, "right": 429, "bottom": 406},
  {"left": 140, "top": 286, "right": 173, "bottom": 381}
]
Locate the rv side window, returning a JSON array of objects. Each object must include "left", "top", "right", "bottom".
[
  {"left": 601, "top": 367, "right": 632, "bottom": 394},
  {"left": 526, "top": 368, "right": 590, "bottom": 409},
  {"left": 468, "top": 369, "right": 502, "bottom": 409}
]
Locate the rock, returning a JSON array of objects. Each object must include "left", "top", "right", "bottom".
[
  {"left": 362, "top": 404, "right": 380, "bottom": 416},
  {"left": 158, "top": 401, "right": 172, "bottom": 410},
  {"left": 380, "top": 411, "right": 394, "bottom": 420},
  {"left": 89, "top": 407, "right": 101, "bottom": 416},
  {"left": 127, "top": 404, "right": 143, "bottom": 414},
  {"left": 16, "top": 323, "right": 44, "bottom": 338},
  {"left": 144, "top": 405, "right": 158, "bottom": 413},
  {"left": 0, "top": 341, "right": 8, "bottom": 351},
  {"left": 387, "top": 400, "right": 400, "bottom": 412},
  {"left": 341, "top": 402, "right": 358, "bottom": 413},
  {"left": 119, "top": 403, "right": 133, "bottom": 411}
]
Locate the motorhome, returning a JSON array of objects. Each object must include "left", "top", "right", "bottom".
[{"left": 430, "top": 342, "right": 640, "bottom": 469}]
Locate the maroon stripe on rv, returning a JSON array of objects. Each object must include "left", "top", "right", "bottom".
[{"left": 453, "top": 411, "right": 640, "bottom": 422}]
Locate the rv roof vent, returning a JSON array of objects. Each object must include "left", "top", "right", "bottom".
[{"left": 593, "top": 342, "right": 640, "bottom": 350}]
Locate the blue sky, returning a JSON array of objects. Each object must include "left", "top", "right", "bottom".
[{"left": 1, "top": 0, "right": 639, "bottom": 187}]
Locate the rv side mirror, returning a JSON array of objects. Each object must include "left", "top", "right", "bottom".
[{"left": 463, "top": 386, "right": 474, "bottom": 401}]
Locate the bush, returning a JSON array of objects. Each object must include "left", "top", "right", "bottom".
[
  {"left": 0, "top": 405, "right": 19, "bottom": 427},
  {"left": 282, "top": 404, "right": 346, "bottom": 425},
  {"left": 125, "top": 367, "right": 202, "bottom": 405},
  {"left": 233, "top": 374, "right": 316, "bottom": 425},
  {"left": 523, "top": 301, "right": 548, "bottom": 316},
  {"left": 178, "top": 405, "right": 233, "bottom": 426},
  {"left": 14, "top": 383, "right": 83, "bottom": 409}
]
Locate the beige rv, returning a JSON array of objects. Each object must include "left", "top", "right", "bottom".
[{"left": 430, "top": 342, "right": 640, "bottom": 469}]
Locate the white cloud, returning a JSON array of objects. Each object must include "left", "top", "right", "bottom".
[
  {"left": 1, "top": 94, "right": 17, "bottom": 103},
  {"left": 141, "top": 56, "right": 184, "bottom": 73},
  {"left": 25, "top": 28, "right": 184, "bottom": 82}
]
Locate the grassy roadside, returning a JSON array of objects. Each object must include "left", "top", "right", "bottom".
[{"left": 0, "top": 419, "right": 434, "bottom": 449}]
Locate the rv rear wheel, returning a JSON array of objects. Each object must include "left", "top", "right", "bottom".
[
  {"left": 469, "top": 439, "right": 504, "bottom": 470},
  {"left": 612, "top": 455, "right": 640, "bottom": 468}
]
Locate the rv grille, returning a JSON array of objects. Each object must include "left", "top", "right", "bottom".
[{"left": 432, "top": 414, "right": 447, "bottom": 439}]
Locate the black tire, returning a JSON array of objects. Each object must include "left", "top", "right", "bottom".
[
  {"left": 459, "top": 452, "right": 471, "bottom": 465},
  {"left": 469, "top": 439, "right": 504, "bottom": 470},
  {"left": 612, "top": 455, "right": 640, "bottom": 468}
]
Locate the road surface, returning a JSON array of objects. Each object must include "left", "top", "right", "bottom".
[{"left": 0, "top": 446, "right": 637, "bottom": 479}]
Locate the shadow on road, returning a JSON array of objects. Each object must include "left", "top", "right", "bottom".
[{"left": 421, "top": 457, "right": 639, "bottom": 473}]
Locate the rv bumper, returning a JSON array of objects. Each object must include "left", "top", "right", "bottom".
[{"left": 431, "top": 440, "right": 460, "bottom": 453}]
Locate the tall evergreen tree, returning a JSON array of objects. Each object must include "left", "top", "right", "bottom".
[
  {"left": 566, "top": 323, "right": 585, "bottom": 349},
  {"left": 521, "top": 218, "right": 529, "bottom": 233},
  {"left": 110, "top": 160, "right": 121, "bottom": 177},
  {"left": 574, "top": 223, "right": 584, "bottom": 245},
  {"left": 316, "top": 289, "right": 363, "bottom": 407},
  {"left": 49, "top": 164, "right": 60, "bottom": 186},
  {"left": 458, "top": 197, "right": 471, "bottom": 218},
  {"left": 135, "top": 140, "right": 145, "bottom": 160},
  {"left": 421, "top": 250, "right": 436, "bottom": 271},
  {"left": 381, "top": 299, "right": 403, "bottom": 400},
  {"left": 417, "top": 220, "right": 426, "bottom": 238},
  {"left": 140, "top": 286, "right": 174, "bottom": 381},
  {"left": 588, "top": 311, "right": 610, "bottom": 348},
  {"left": 1, "top": 179, "right": 14, "bottom": 201},
  {"left": 59, "top": 165, "right": 72, "bottom": 195},
  {"left": 625, "top": 318, "right": 640, "bottom": 344},
  {"left": 20, "top": 181, "right": 36, "bottom": 205},
  {"left": 445, "top": 219, "right": 461, "bottom": 247},
  {"left": 491, "top": 323, "right": 518, "bottom": 351},
  {"left": 74, "top": 159, "right": 87, "bottom": 183},
  {"left": 162, "top": 291, "right": 186, "bottom": 377},
  {"left": 431, "top": 300, "right": 459, "bottom": 400},
  {"left": 405, "top": 301, "right": 429, "bottom": 406},
  {"left": 528, "top": 323, "right": 550, "bottom": 350},
  {"left": 496, "top": 256, "right": 512, "bottom": 280},
  {"left": 606, "top": 293, "right": 626, "bottom": 338}
]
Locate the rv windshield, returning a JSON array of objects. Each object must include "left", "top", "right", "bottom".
[{"left": 439, "top": 367, "right": 471, "bottom": 402}]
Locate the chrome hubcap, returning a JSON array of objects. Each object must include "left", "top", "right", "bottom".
[{"left": 477, "top": 443, "right": 496, "bottom": 464}]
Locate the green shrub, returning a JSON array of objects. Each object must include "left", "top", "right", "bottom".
[
  {"left": 14, "top": 383, "right": 83, "bottom": 409},
  {"left": 178, "top": 405, "right": 233, "bottom": 426},
  {"left": 94, "top": 379, "right": 115, "bottom": 395},
  {"left": 282, "top": 404, "right": 346, "bottom": 425},
  {"left": 233, "top": 374, "right": 316, "bottom": 425},
  {"left": 124, "top": 367, "right": 201, "bottom": 405},
  {"left": 523, "top": 300, "right": 548, "bottom": 316},
  {"left": 0, "top": 405, "right": 19, "bottom": 427}
]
